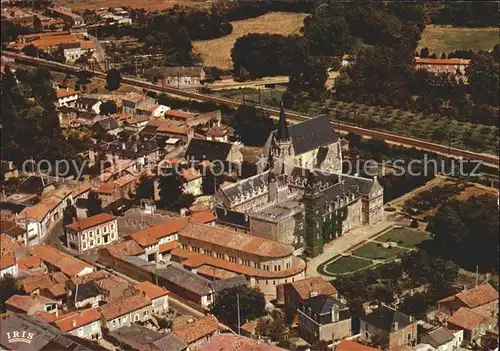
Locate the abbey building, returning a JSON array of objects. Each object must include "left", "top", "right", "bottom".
[{"left": 214, "top": 103, "right": 384, "bottom": 257}]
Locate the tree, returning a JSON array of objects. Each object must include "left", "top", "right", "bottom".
[
  {"left": 0, "top": 274, "right": 22, "bottom": 312},
  {"left": 63, "top": 199, "right": 77, "bottom": 227},
  {"left": 106, "top": 68, "right": 122, "bottom": 91},
  {"left": 86, "top": 191, "right": 103, "bottom": 216},
  {"left": 158, "top": 174, "right": 184, "bottom": 210},
  {"left": 231, "top": 105, "right": 275, "bottom": 146},
  {"left": 211, "top": 285, "right": 265, "bottom": 328},
  {"left": 22, "top": 44, "right": 38, "bottom": 57},
  {"left": 33, "top": 16, "right": 43, "bottom": 32},
  {"left": 99, "top": 100, "right": 118, "bottom": 115},
  {"left": 135, "top": 177, "right": 155, "bottom": 200},
  {"left": 288, "top": 56, "right": 327, "bottom": 96}
]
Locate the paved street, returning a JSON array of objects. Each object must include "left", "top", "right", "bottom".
[{"left": 306, "top": 212, "right": 405, "bottom": 277}]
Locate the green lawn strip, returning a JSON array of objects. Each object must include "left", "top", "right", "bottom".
[
  {"left": 375, "top": 228, "right": 431, "bottom": 248},
  {"left": 352, "top": 242, "right": 408, "bottom": 260}
]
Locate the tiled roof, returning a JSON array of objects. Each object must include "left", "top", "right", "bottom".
[
  {"left": 121, "top": 92, "right": 144, "bottom": 104},
  {"left": 6, "top": 295, "right": 56, "bottom": 313},
  {"left": 181, "top": 168, "right": 201, "bottom": 181},
  {"left": 200, "top": 334, "right": 286, "bottom": 351},
  {"left": 99, "top": 294, "right": 151, "bottom": 321},
  {"left": 21, "top": 272, "right": 69, "bottom": 294},
  {"left": 415, "top": 58, "right": 470, "bottom": 65},
  {"left": 71, "top": 270, "right": 109, "bottom": 285},
  {"left": 154, "top": 263, "right": 213, "bottom": 296},
  {"left": 56, "top": 88, "right": 78, "bottom": 99},
  {"left": 0, "top": 254, "right": 15, "bottom": 270},
  {"left": 197, "top": 265, "right": 237, "bottom": 280},
  {"left": 30, "top": 245, "right": 94, "bottom": 277},
  {"left": 17, "top": 256, "right": 42, "bottom": 270},
  {"left": 179, "top": 222, "right": 294, "bottom": 258},
  {"left": 206, "top": 125, "right": 227, "bottom": 138},
  {"left": 166, "top": 109, "right": 197, "bottom": 119},
  {"left": 34, "top": 311, "right": 58, "bottom": 323},
  {"left": 335, "top": 340, "right": 379, "bottom": 351},
  {"left": 19, "top": 196, "right": 62, "bottom": 221},
  {"left": 65, "top": 213, "right": 115, "bottom": 231},
  {"left": 95, "top": 182, "right": 119, "bottom": 194},
  {"left": 72, "top": 182, "right": 92, "bottom": 197},
  {"left": 134, "top": 281, "right": 169, "bottom": 299},
  {"left": 44, "top": 283, "right": 67, "bottom": 298},
  {"left": 173, "top": 315, "right": 219, "bottom": 345},
  {"left": 54, "top": 308, "right": 101, "bottom": 332},
  {"left": 447, "top": 307, "right": 491, "bottom": 331},
  {"left": 190, "top": 211, "right": 216, "bottom": 224},
  {"left": 288, "top": 277, "right": 338, "bottom": 301},
  {"left": 95, "top": 276, "right": 132, "bottom": 301},
  {"left": 0, "top": 219, "right": 25, "bottom": 238},
  {"left": 446, "top": 284, "right": 499, "bottom": 309},
  {"left": 1, "top": 233, "right": 25, "bottom": 257},
  {"left": 105, "top": 240, "right": 145, "bottom": 257},
  {"left": 129, "top": 217, "right": 189, "bottom": 247},
  {"left": 159, "top": 241, "right": 179, "bottom": 253}
]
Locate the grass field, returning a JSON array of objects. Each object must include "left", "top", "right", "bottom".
[
  {"left": 323, "top": 256, "right": 372, "bottom": 275},
  {"left": 376, "top": 228, "right": 431, "bottom": 248},
  {"left": 55, "top": 0, "right": 199, "bottom": 11},
  {"left": 418, "top": 25, "right": 499, "bottom": 54},
  {"left": 353, "top": 242, "right": 408, "bottom": 260},
  {"left": 193, "top": 12, "right": 307, "bottom": 69}
]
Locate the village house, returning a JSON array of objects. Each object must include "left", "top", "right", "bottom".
[
  {"left": 360, "top": 305, "right": 417, "bottom": 349},
  {"left": 134, "top": 281, "right": 169, "bottom": 315},
  {"left": 185, "top": 138, "right": 243, "bottom": 166},
  {"left": 181, "top": 168, "right": 203, "bottom": 196},
  {"left": 334, "top": 340, "right": 379, "bottom": 351},
  {"left": 414, "top": 57, "right": 470, "bottom": 79},
  {"left": 99, "top": 294, "right": 152, "bottom": 331},
  {"left": 120, "top": 92, "right": 154, "bottom": 116},
  {"left": 298, "top": 294, "right": 352, "bottom": 343},
  {"left": 0, "top": 254, "right": 17, "bottom": 278},
  {"left": 68, "top": 281, "right": 105, "bottom": 309},
  {"left": 94, "top": 174, "right": 139, "bottom": 210},
  {"left": 172, "top": 315, "right": 220, "bottom": 349},
  {"left": 146, "top": 66, "right": 206, "bottom": 89},
  {"left": 95, "top": 275, "right": 134, "bottom": 302},
  {"left": 89, "top": 138, "right": 160, "bottom": 168},
  {"left": 171, "top": 222, "right": 307, "bottom": 297},
  {"left": 446, "top": 307, "right": 495, "bottom": 343},
  {"left": 206, "top": 124, "right": 228, "bottom": 143},
  {"left": 76, "top": 94, "right": 103, "bottom": 114},
  {"left": 6, "top": 295, "right": 59, "bottom": 316},
  {"left": 65, "top": 213, "right": 118, "bottom": 252},
  {"left": 140, "top": 118, "right": 194, "bottom": 142},
  {"left": 438, "top": 283, "right": 499, "bottom": 319},
  {"left": 29, "top": 245, "right": 95, "bottom": 277},
  {"left": 136, "top": 102, "right": 170, "bottom": 117},
  {"left": 102, "top": 239, "right": 147, "bottom": 261},
  {"left": 49, "top": 6, "right": 85, "bottom": 27},
  {"left": 53, "top": 308, "right": 102, "bottom": 342},
  {"left": 20, "top": 272, "right": 69, "bottom": 297},
  {"left": 55, "top": 88, "right": 79, "bottom": 108}
]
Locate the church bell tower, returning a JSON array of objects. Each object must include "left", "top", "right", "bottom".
[{"left": 276, "top": 101, "right": 294, "bottom": 174}]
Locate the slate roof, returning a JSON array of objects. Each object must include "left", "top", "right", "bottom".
[
  {"left": 18, "top": 175, "right": 53, "bottom": 195},
  {"left": 93, "top": 117, "right": 119, "bottom": 131},
  {"left": 361, "top": 306, "right": 412, "bottom": 332},
  {"left": 155, "top": 263, "right": 214, "bottom": 296},
  {"left": 108, "top": 324, "right": 187, "bottom": 351},
  {"left": 185, "top": 138, "right": 233, "bottom": 162},
  {"left": 342, "top": 174, "right": 376, "bottom": 195}
]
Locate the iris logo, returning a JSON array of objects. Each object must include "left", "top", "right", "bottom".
[{"left": 6, "top": 331, "right": 35, "bottom": 344}]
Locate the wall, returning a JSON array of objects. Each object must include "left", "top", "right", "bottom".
[
  {"left": 68, "top": 321, "right": 101, "bottom": 341},
  {"left": 105, "top": 304, "right": 152, "bottom": 331},
  {"left": 319, "top": 318, "right": 352, "bottom": 342},
  {"left": 67, "top": 219, "right": 118, "bottom": 252},
  {"left": 388, "top": 322, "right": 417, "bottom": 349}
]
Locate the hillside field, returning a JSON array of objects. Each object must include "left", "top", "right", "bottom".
[
  {"left": 418, "top": 25, "right": 499, "bottom": 54},
  {"left": 193, "top": 12, "right": 307, "bottom": 69},
  {"left": 55, "top": 0, "right": 200, "bottom": 11}
]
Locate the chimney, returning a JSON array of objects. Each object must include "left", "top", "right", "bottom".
[
  {"left": 310, "top": 291, "right": 318, "bottom": 298},
  {"left": 122, "top": 142, "right": 126, "bottom": 150},
  {"left": 72, "top": 319, "right": 77, "bottom": 328}
]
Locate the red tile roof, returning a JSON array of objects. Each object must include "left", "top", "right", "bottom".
[
  {"left": 6, "top": 295, "right": 56, "bottom": 313},
  {"left": 105, "top": 240, "right": 145, "bottom": 257},
  {"left": 452, "top": 284, "right": 499, "bottom": 309},
  {"left": 0, "top": 254, "right": 15, "bottom": 270},
  {"left": 30, "top": 245, "right": 94, "bottom": 277},
  {"left": 21, "top": 272, "right": 68, "bottom": 294},
  {"left": 159, "top": 241, "right": 178, "bottom": 253},
  {"left": 165, "top": 109, "right": 197, "bottom": 120},
  {"left": 173, "top": 315, "right": 219, "bottom": 345},
  {"left": 1, "top": 233, "right": 24, "bottom": 257},
  {"left": 190, "top": 211, "right": 216, "bottom": 224},
  {"left": 17, "top": 256, "right": 42, "bottom": 270},
  {"left": 179, "top": 222, "right": 294, "bottom": 258},
  {"left": 65, "top": 213, "right": 115, "bottom": 231},
  {"left": 447, "top": 307, "right": 491, "bottom": 331},
  {"left": 134, "top": 281, "right": 169, "bottom": 300},
  {"left": 34, "top": 311, "right": 58, "bottom": 323},
  {"left": 287, "top": 277, "right": 338, "bottom": 301},
  {"left": 53, "top": 308, "right": 101, "bottom": 332},
  {"left": 129, "top": 218, "right": 189, "bottom": 247},
  {"left": 99, "top": 294, "right": 151, "bottom": 321}
]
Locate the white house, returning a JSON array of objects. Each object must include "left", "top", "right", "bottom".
[
  {"left": 99, "top": 294, "right": 152, "bottom": 331},
  {"left": 65, "top": 213, "right": 118, "bottom": 252},
  {"left": 53, "top": 308, "right": 102, "bottom": 341},
  {"left": 56, "top": 88, "right": 79, "bottom": 107},
  {"left": 134, "top": 281, "right": 169, "bottom": 315}
]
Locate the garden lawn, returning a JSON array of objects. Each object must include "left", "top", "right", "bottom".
[
  {"left": 353, "top": 242, "right": 408, "bottom": 260},
  {"left": 323, "top": 256, "right": 372, "bottom": 275},
  {"left": 376, "top": 228, "right": 431, "bottom": 248}
]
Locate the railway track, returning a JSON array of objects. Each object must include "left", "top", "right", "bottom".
[{"left": 4, "top": 51, "right": 498, "bottom": 169}]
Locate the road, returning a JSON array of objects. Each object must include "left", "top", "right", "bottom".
[{"left": 3, "top": 51, "right": 498, "bottom": 169}]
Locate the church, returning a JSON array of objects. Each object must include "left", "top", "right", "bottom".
[{"left": 214, "top": 103, "right": 384, "bottom": 257}]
